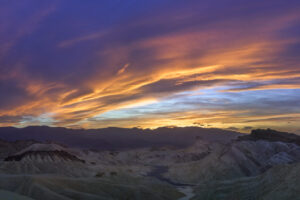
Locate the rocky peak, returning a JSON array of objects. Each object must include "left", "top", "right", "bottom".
[{"left": 4, "top": 143, "right": 85, "bottom": 163}]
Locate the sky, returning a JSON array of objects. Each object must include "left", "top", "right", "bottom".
[{"left": 0, "top": 0, "right": 300, "bottom": 133}]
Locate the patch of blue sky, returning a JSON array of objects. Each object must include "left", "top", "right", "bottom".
[
  {"left": 17, "top": 113, "right": 56, "bottom": 127},
  {"left": 92, "top": 88, "right": 300, "bottom": 121}
]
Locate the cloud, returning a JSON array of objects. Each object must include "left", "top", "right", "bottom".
[
  {"left": 227, "top": 127, "right": 239, "bottom": 131},
  {"left": 243, "top": 126, "right": 253, "bottom": 131},
  {"left": 58, "top": 31, "right": 107, "bottom": 48},
  {"left": 0, "top": 0, "right": 299, "bottom": 132},
  {"left": 61, "top": 88, "right": 94, "bottom": 104},
  {"left": 117, "top": 63, "right": 130, "bottom": 75},
  {"left": 0, "top": 115, "right": 23, "bottom": 126},
  {"left": 139, "top": 78, "right": 231, "bottom": 95}
]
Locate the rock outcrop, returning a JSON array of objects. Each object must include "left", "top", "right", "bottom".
[{"left": 238, "top": 128, "right": 300, "bottom": 145}]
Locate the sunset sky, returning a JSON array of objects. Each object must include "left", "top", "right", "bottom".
[{"left": 1, "top": 0, "right": 300, "bottom": 133}]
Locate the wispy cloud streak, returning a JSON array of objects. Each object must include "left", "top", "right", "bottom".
[{"left": 0, "top": 0, "right": 299, "bottom": 133}]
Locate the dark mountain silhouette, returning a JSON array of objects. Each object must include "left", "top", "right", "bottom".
[
  {"left": 238, "top": 128, "right": 300, "bottom": 145},
  {"left": 0, "top": 126, "right": 240, "bottom": 150}
]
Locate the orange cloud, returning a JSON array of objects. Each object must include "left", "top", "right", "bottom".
[{"left": 0, "top": 1, "right": 300, "bottom": 133}]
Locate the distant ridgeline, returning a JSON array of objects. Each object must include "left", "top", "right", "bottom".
[
  {"left": 0, "top": 126, "right": 240, "bottom": 150},
  {"left": 1, "top": 126, "right": 298, "bottom": 150},
  {"left": 238, "top": 129, "right": 300, "bottom": 145}
]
